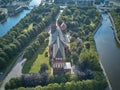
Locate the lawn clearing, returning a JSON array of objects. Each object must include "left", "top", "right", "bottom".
[
  {"left": 29, "top": 45, "right": 51, "bottom": 73},
  {"left": 22, "top": 43, "right": 51, "bottom": 73},
  {"left": 23, "top": 23, "right": 33, "bottom": 33},
  {"left": 90, "top": 21, "right": 95, "bottom": 27}
]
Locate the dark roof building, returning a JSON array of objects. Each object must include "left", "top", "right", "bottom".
[{"left": 49, "top": 22, "right": 71, "bottom": 75}]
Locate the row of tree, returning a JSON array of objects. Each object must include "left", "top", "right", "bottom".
[
  {"left": 58, "top": 5, "right": 107, "bottom": 89},
  {"left": 23, "top": 32, "right": 48, "bottom": 60},
  {"left": 8, "top": 75, "right": 106, "bottom": 90},
  {"left": 4, "top": 5, "right": 108, "bottom": 90},
  {"left": 111, "top": 8, "right": 120, "bottom": 41},
  {"left": 5, "top": 72, "right": 48, "bottom": 89},
  {"left": 5, "top": 71, "right": 107, "bottom": 90},
  {"left": 0, "top": 4, "right": 60, "bottom": 71}
]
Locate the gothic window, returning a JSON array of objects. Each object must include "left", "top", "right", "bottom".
[
  {"left": 58, "top": 64, "right": 60, "bottom": 68},
  {"left": 60, "top": 63, "right": 62, "bottom": 68},
  {"left": 53, "top": 64, "right": 55, "bottom": 68},
  {"left": 56, "top": 63, "right": 58, "bottom": 68}
]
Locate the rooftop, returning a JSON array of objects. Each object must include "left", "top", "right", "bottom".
[
  {"left": 53, "top": 36, "right": 66, "bottom": 59},
  {"left": 64, "top": 62, "right": 72, "bottom": 70},
  {"left": 60, "top": 22, "right": 67, "bottom": 30},
  {"left": 48, "top": 25, "right": 69, "bottom": 46}
]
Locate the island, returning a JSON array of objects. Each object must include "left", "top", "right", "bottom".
[{"left": 0, "top": 1, "right": 109, "bottom": 90}]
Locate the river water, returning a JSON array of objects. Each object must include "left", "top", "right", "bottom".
[
  {"left": 1, "top": 1, "right": 120, "bottom": 89},
  {"left": 0, "top": 0, "right": 41, "bottom": 37},
  {"left": 94, "top": 13, "right": 120, "bottom": 90}
]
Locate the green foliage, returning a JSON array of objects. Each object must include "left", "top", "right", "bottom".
[
  {"left": 0, "top": 4, "right": 60, "bottom": 72},
  {"left": 44, "top": 51, "right": 48, "bottom": 57},
  {"left": 23, "top": 32, "right": 48, "bottom": 60},
  {"left": 58, "top": 6, "right": 101, "bottom": 42},
  {"left": 16, "top": 79, "right": 107, "bottom": 90},
  {"left": 84, "top": 42, "right": 90, "bottom": 49},
  {"left": 69, "top": 74, "right": 78, "bottom": 81},
  {"left": 5, "top": 5, "right": 108, "bottom": 90},
  {"left": 79, "top": 48, "right": 102, "bottom": 71},
  {"left": 71, "top": 52, "right": 79, "bottom": 64},
  {"left": 5, "top": 78, "right": 21, "bottom": 90},
  {"left": 0, "top": 57, "right": 6, "bottom": 69},
  {"left": 40, "top": 63, "right": 48, "bottom": 73},
  {"left": 5, "top": 73, "right": 49, "bottom": 89},
  {"left": 111, "top": 8, "right": 120, "bottom": 40},
  {"left": 6, "top": 71, "right": 107, "bottom": 90},
  {"left": 22, "top": 43, "right": 48, "bottom": 73}
]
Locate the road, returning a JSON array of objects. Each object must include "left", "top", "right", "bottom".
[
  {"left": 0, "top": 56, "right": 27, "bottom": 90},
  {"left": 0, "top": 6, "right": 66, "bottom": 90}
]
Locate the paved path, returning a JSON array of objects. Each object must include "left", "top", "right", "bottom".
[{"left": 0, "top": 56, "right": 26, "bottom": 90}]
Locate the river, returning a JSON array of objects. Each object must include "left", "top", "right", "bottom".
[
  {"left": 94, "top": 13, "right": 120, "bottom": 90},
  {"left": 1, "top": 1, "right": 120, "bottom": 89},
  {"left": 0, "top": 0, "right": 41, "bottom": 37}
]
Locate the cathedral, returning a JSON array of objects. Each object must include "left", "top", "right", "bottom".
[{"left": 48, "top": 22, "right": 71, "bottom": 74}]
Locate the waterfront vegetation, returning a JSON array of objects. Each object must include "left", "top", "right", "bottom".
[
  {"left": 110, "top": 7, "right": 120, "bottom": 41},
  {"left": 0, "top": 11, "right": 6, "bottom": 23},
  {"left": 5, "top": 5, "right": 108, "bottom": 90},
  {"left": 23, "top": 43, "right": 51, "bottom": 74},
  {"left": 0, "top": 4, "right": 60, "bottom": 72}
]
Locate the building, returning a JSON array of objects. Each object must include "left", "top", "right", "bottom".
[
  {"left": 7, "top": 5, "right": 23, "bottom": 16},
  {"left": 49, "top": 22, "right": 71, "bottom": 75},
  {"left": 54, "top": 0, "right": 75, "bottom": 5},
  {"left": 77, "top": 0, "right": 94, "bottom": 6},
  {"left": 54, "top": 0, "right": 94, "bottom": 6}
]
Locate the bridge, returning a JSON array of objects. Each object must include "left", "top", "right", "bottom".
[{"left": 99, "top": 6, "right": 113, "bottom": 13}]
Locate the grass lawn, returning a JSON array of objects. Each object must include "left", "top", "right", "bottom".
[
  {"left": 0, "top": 82, "right": 2, "bottom": 87},
  {"left": 90, "top": 21, "right": 95, "bottom": 27},
  {"left": 23, "top": 23, "right": 33, "bottom": 33},
  {"left": 22, "top": 43, "right": 51, "bottom": 73},
  {"left": 27, "top": 23, "right": 33, "bottom": 30},
  {"left": 29, "top": 46, "right": 51, "bottom": 73}
]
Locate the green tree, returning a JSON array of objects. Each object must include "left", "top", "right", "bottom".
[
  {"left": 40, "top": 63, "right": 48, "bottom": 73},
  {"left": 0, "top": 57, "right": 6, "bottom": 69},
  {"left": 71, "top": 52, "right": 79, "bottom": 64}
]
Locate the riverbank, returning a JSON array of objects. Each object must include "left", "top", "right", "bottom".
[
  {"left": 0, "top": 0, "right": 41, "bottom": 85},
  {"left": 0, "top": 17, "right": 7, "bottom": 23},
  {"left": 99, "top": 58, "right": 112, "bottom": 90},
  {"left": 0, "top": 0, "right": 40, "bottom": 37},
  {"left": 93, "top": 14, "right": 112, "bottom": 90},
  {"left": 108, "top": 13, "right": 120, "bottom": 45},
  {"left": 93, "top": 17, "right": 102, "bottom": 35}
]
